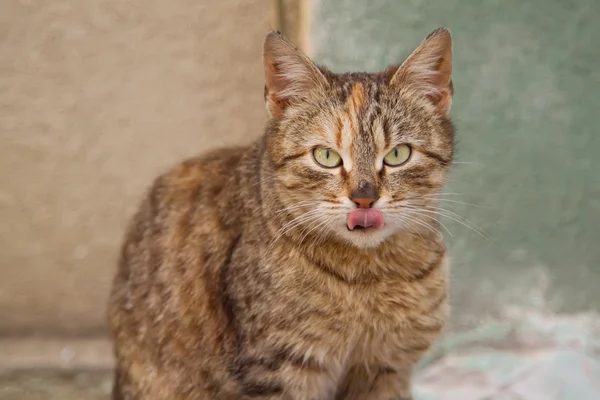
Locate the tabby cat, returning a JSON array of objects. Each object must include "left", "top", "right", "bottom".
[{"left": 109, "top": 27, "right": 455, "bottom": 400}]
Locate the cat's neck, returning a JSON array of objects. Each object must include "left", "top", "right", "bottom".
[{"left": 294, "top": 230, "right": 444, "bottom": 284}]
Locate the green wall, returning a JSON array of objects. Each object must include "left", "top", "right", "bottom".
[{"left": 309, "top": 0, "right": 600, "bottom": 327}]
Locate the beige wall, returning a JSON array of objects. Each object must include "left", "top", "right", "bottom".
[{"left": 0, "top": 0, "right": 274, "bottom": 336}]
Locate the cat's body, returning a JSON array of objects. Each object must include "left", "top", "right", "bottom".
[{"left": 109, "top": 28, "right": 455, "bottom": 400}]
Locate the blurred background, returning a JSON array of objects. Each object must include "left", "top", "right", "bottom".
[{"left": 1, "top": 0, "right": 599, "bottom": 399}]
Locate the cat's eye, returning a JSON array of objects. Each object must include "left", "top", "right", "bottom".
[
  {"left": 313, "top": 147, "right": 342, "bottom": 168},
  {"left": 383, "top": 144, "right": 412, "bottom": 167}
]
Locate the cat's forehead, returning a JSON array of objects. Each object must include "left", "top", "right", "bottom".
[
  {"left": 323, "top": 72, "right": 392, "bottom": 121},
  {"left": 309, "top": 70, "right": 437, "bottom": 161},
  {"left": 327, "top": 71, "right": 391, "bottom": 100},
  {"left": 312, "top": 74, "right": 388, "bottom": 164}
]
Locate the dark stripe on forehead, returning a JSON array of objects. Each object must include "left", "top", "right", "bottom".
[
  {"left": 345, "top": 82, "right": 365, "bottom": 139},
  {"left": 382, "top": 118, "right": 391, "bottom": 150},
  {"left": 349, "top": 83, "right": 379, "bottom": 173}
]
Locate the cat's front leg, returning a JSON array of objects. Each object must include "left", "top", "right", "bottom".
[
  {"left": 342, "top": 364, "right": 413, "bottom": 400},
  {"left": 366, "top": 367, "right": 413, "bottom": 400},
  {"left": 233, "top": 354, "right": 340, "bottom": 400},
  {"left": 237, "top": 373, "right": 338, "bottom": 400}
]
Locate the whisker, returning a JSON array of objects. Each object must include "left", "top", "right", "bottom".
[
  {"left": 268, "top": 219, "right": 320, "bottom": 252},
  {"left": 388, "top": 213, "right": 440, "bottom": 237},
  {"left": 419, "top": 192, "right": 464, "bottom": 197},
  {"left": 275, "top": 200, "right": 321, "bottom": 214},
  {"left": 406, "top": 197, "right": 488, "bottom": 209},
  {"left": 394, "top": 214, "right": 422, "bottom": 239},
  {"left": 267, "top": 210, "right": 323, "bottom": 250},
  {"left": 403, "top": 205, "right": 488, "bottom": 240},
  {"left": 388, "top": 192, "right": 465, "bottom": 204},
  {"left": 275, "top": 212, "right": 322, "bottom": 238},
  {"left": 403, "top": 193, "right": 487, "bottom": 209},
  {"left": 387, "top": 214, "right": 426, "bottom": 240},
  {"left": 433, "top": 199, "right": 489, "bottom": 209},
  {"left": 402, "top": 209, "right": 453, "bottom": 237},
  {"left": 430, "top": 209, "right": 489, "bottom": 240},
  {"left": 308, "top": 214, "right": 340, "bottom": 249},
  {"left": 316, "top": 218, "right": 336, "bottom": 246},
  {"left": 452, "top": 161, "right": 480, "bottom": 165},
  {"left": 424, "top": 205, "right": 486, "bottom": 227},
  {"left": 298, "top": 215, "right": 332, "bottom": 244}
]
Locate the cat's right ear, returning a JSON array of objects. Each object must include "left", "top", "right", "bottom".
[
  {"left": 390, "top": 27, "right": 453, "bottom": 116},
  {"left": 263, "top": 31, "right": 328, "bottom": 119}
]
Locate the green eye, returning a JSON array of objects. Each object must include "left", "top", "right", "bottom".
[
  {"left": 383, "top": 144, "right": 412, "bottom": 166},
  {"left": 313, "top": 147, "right": 342, "bottom": 168}
]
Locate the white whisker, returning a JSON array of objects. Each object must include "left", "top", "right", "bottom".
[
  {"left": 298, "top": 215, "right": 332, "bottom": 244},
  {"left": 387, "top": 214, "right": 426, "bottom": 240},
  {"left": 402, "top": 209, "right": 453, "bottom": 237},
  {"left": 420, "top": 192, "right": 464, "bottom": 197},
  {"left": 403, "top": 205, "right": 488, "bottom": 240},
  {"left": 433, "top": 199, "right": 489, "bottom": 209},
  {"left": 388, "top": 213, "right": 440, "bottom": 237},
  {"left": 275, "top": 200, "right": 321, "bottom": 214},
  {"left": 452, "top": 161, "right": 480, "bottom": 165},
  {"left": 267, "top": 209, "right": 323, "bottom": 251}
]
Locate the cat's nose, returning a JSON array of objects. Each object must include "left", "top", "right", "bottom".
[
  {"left": 351, "top": 197, "right": 378, "bottom": 209},
  {"left": 350, "top": 180, "right": 379, "bottom": 208}
]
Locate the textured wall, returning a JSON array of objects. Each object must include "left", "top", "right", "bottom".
[
  {"left": 3, "top": 0, "right": 598, "bottom": 338},
  {"left": 0, "top": 0, "right": 270, "bottom": 335},
  {"left": 309, "top": 0, "right": 600, "bottom": 327}
]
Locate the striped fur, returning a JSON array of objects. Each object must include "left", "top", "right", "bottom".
[{"left": 109, "top": 28, "right": 455, "bottom": 400}]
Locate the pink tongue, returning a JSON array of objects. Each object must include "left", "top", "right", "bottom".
[{"left": 347, "top": 208, "right": 385, "bottom": 230}]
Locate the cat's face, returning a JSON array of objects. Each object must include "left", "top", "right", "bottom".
[{"left": 263, "top": 29, "right": 454, "bottom": 248}]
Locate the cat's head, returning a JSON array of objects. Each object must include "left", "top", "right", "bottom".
[{"left": 263, "top": 28, "right": 454, "bottom": 249}]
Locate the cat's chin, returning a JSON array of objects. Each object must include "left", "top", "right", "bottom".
[{"left": 335, "top": 225, "right": 395, "bottom": 249}]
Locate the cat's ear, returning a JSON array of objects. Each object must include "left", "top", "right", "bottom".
[
  {"left": 390, "top": 27, "right": 453, "bottom": 116},
  {"left": 263, "top": 31, "right": 328, "bottom": 119}
]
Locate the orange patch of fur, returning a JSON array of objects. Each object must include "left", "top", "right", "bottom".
[{"left": 347, "top": 82, "right": 366, "bottom": 120}]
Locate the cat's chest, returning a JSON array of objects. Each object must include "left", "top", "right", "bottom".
[
  {"left": 339, "top": 280, "right": 443, "bottom": 363},
  {"left": 266, "top": 247, "right": 446, "bottom": 364},
  {"left": 342, "top": 279, "right": 429, "bottom": 322}
]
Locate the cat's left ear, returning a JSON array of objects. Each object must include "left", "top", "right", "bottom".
[
  {"left": 263, "top": 31, "right": 328, "bottom": 119},
  {"left": 390, "top": 27, "right": 453, "bottom": 116}
]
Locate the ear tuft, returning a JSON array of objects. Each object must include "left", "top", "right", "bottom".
[
  {"left": 390, "top": 27, "right": 453, "bottom": 116},
  {"left": 263, "top": 31, "right": 327, "bottom": 119}
]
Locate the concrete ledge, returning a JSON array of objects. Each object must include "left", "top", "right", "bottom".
[{"left": 0, "top": 338, "right": 113, "bottom": 371}]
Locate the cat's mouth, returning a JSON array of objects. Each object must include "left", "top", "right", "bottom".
[{"left": 347, "top": 208, "right": 384, "bottom": 231}]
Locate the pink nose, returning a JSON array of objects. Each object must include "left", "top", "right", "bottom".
[{"left": 351, "top": 197, "right": 377, "bottom": 209}]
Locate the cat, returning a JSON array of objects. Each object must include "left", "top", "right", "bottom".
[{"left": 108, "top": 27, "right": 455, "bottom": 400}]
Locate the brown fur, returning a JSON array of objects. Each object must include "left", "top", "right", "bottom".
[{"left": 109, "top": 28, "right": 455, "bottom": 400}]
